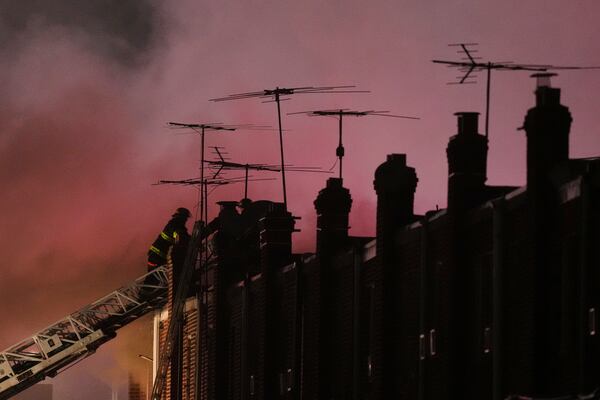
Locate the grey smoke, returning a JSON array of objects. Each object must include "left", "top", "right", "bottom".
[{"left": 0, "top": 0, "right": 163, "bottom": 65}]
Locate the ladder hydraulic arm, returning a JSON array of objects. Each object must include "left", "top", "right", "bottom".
[{"left": 0, "top": 266, "right": 169, "bottom": 400}]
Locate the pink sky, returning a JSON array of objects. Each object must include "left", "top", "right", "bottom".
[{"left": 1, "top": 0, "right": 599, "bottom": 397}]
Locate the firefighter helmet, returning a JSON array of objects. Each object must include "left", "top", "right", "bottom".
[{"left": 173, "top": 207, "right": 191, "bottom": 219}]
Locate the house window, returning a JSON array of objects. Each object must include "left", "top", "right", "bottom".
[
  {"left": 429, "top": 329, "right": 437, "bottom": 356},
  {"left": 483, "top": 327, "right": 492, "bottom": 354},
  {"left": 286, "top": 368, "right": 293, "bottom": 392},
  {"left": 419, "top": 334, "right": 426, "bottom": 360},
  {"left": 249, "top": 374, "right": 255, "bottom": 397},
  {"left": 279, "top": 370, "right": 293, "bottom": 395},
  {"left": 366, "top": 283, "right": 375, "bottom": 383}
]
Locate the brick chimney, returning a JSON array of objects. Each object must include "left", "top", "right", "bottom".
[
  {"left": 258, "top": 203, "right": 296, "bottom": 399},
  {"left": 446, "top": 112, "right": 488, "bottom": 211},
  {"left": 522, "top": 73, "right": 572, "bottom": 191},
  {"left": 522, "top": 73, "right": 572, "bottom": 395},
  {"left": 374, "top": 154, "right": 418, "bottom": 252},
  {"left": 373, "top": 154, "right": 418, "bottom": 398},
  {"left": 313, "top": 178, "right": 352, "bottom": 399},
  {"left": 259, "top": 202, "right": 296, "bottom": 274},
  {"left": 314, "top": 177, "right": 352, "bottom": 257}
]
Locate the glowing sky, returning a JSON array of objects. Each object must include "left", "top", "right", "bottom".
[{"left": 1, "top": 0, "right": 599, "bottom": 397}]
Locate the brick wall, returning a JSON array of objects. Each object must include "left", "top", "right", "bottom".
[
  {"left": 248, "top": 275, "right": 266, "bottom": 400},
  {"left": 157, "top": 256, "right": 199, "bottom": 400},
  {"left": 300, "top": 257, "right": 321, "bottom": 400},
  {"left": 361, "top": 255, "right": 383, "bottom": 399},
  {"left": 503, "top": 195, "right": 536, "bottom": 394}
]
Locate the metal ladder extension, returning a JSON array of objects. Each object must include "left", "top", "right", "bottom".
[{"left": 0, "top": 266, "right": 169, "bottom": 399}]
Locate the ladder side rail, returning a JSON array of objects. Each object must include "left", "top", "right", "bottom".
[
  {"left": 71, "top": 267, "right": 169, "bottom": 328},
  {"left": 0, "top": 329, "right": 106, "bottom": 400}
]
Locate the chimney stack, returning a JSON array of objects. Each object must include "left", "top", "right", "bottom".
[
  {"left": 257, "top": 202, "right": 296, "bottom": 399},
  {"left": 314, "top": 177, "right": 352, "bottom": 257},
  {"left": 523, "top": 73, "right": 572, "bottom": 191},
  {"left": 374, "top": 154, "right": 418, "bottom": 261},
  {"left": 259, "top": 202, "right": 296, "bottom": 274},
  {"left": 314, "top": 179, "right": 352, "bottom": 400},
  {"left": 214, "top": 201, "right": 244, "bottom": 283},
  {"left": 446, "top": 112, "right": 488, "bottom": 211},
  {"left": 373, "top": 154, "right": 418, "bottom": 399},
  {"left": 522, "top": 73, "right": 572, "bottom": 394}
]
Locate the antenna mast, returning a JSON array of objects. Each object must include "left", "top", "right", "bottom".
[
  {"left": 205, "top": 146, "right": 330, "bottom": 199},
  {"left": 433, "top": 43, "right": 600, "bottom": 138},
  {"left": 211, "top": 85, "right": 367, "bottom": 210},
  {"left": 433, "top": 43, "right": 546, "bottom": 138},
  {"left": 289, "top": 109, "right": 419, "bottom": 179}
]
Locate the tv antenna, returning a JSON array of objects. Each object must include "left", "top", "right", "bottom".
[
  {"left": 433, "top": 43, "right": 547, "bottom": 138},
  {"left": 210, "top": 85, "right": 368, "bottom": 210},
  {"left": 289, "top": 109, "right": 419, "bottom": 179},
  {"left": 156, "top": 174, "right": 274, "bottom": 216},
  {"left": 167, "top": 121, "right": 270, "bottom": 224},
  {"left": 206, "top": 146, "right": 331, "bottom": 200},
  {"left": 433, "top": 43, "right": 600, "bottom": 138},
  {"left": 156, "top": 175, "right": 272, "bottom": 189}
]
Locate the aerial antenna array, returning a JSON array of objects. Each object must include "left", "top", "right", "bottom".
[
  {"left": 433, "top": 43, "right": 600, "bottom": 138},
  {"left": 167, "top": 121, "right": 271, "bottom": 223},
  {"left": 206, "top": 146, "right": 330, "bottom": 199},
  {"left": 289, "top": 109, "right": 419, "bottom": 179},
  {"left": 433, "top": 43, "right": 546, "bottom": 138},
  {"left": 167, "top": 122, "right": 235, "bottom": 226},
  {"left": 210, "top": 85, "right": 368, "bottom": 209}
]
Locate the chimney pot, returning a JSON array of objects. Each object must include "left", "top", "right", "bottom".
[
  {"left": 532, "top": 72, "right": 557, "bottom": 89},
  {"left": 326, "top": 177, "right": 343, "bottom": 189},
  {"left": 454, "top": 112, "right": 480, "bottom": 135},
  {"left": 532, "top": 73, "right": 561, "bottom": 106},
  {"left": 387, "top": 153, "right": 406, "bottom": 165}
]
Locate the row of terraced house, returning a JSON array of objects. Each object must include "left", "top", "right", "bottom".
[{"left": 151, "top": 76, "right": 600, "bottom": 400}]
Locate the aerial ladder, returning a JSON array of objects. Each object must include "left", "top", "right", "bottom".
[
  {"left": 0, "top": 264, "right": 169, "bottom": 399},
  {"left": 0, "top": 217, "right": 205, "bottom": 400}
]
